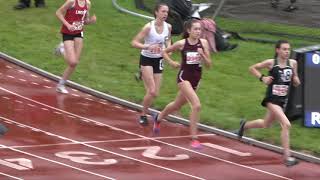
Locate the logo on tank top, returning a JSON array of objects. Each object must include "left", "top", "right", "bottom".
[
  {"left": 76, "top": 10, "right": 87, "bottom": 15},
  {"left": 279, "top": 69, "right": 292, "bottom": 82}
]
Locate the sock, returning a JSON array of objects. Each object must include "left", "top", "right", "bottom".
[{"left": 58, "top": 79, "right": 66, "bottom": 86}]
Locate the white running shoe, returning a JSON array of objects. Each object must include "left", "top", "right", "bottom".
[
  {"left": 56, "top": 85, "right": 69, "bottom": 94},
  {"left": 54, "top": 42, "right": 65, "bottom": 56}
]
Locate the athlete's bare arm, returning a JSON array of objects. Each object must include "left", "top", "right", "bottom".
[
  {"left": 249, "top": 59, "right": 274, "bottom": 85},
  {"left": 84, "top": 0, "right": 97, "bottom": 25},
  {"left": 162, "top": 39, "right": 184, "bottom": 68},
  {"left": 165, "top": 24, "right": 172, "bottom": 48},
  {"left": 290, "top": 59, "right": 301, "bottom": 87},
  {"left": 131, "top": 23, "right": 151, "bottom": 49},
  {"left": 56, "top": 0, "right": 75, "bottom": 30},
  {"left": 199, "top": 38, "right": 212, "bottom": 68}
]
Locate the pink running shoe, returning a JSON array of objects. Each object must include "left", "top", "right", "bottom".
[
  {"left": 152, "top": 113, "right": 160, "bottom": 134},
  {"left": 191, "top": 139, "right": 202, "bottom": 149}
]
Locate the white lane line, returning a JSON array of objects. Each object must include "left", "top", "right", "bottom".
[
  {"left": 43, "top": 79, "right": 50, "bottom": 82},
  {"left": 7, "top": 75, "right": 15, "bottom": 79},
  {"left": 0, "top": 134, "right": 215, "bottom": 149},
  {"left": 85, "top": 98, "right": 94, "bottom": 101},
  {"left": 6, "top": 65, "right": 13, "bottom": 69},
  {"left": 0, "top": 117, "right": 205, "bottom": 180},
  {"left": 18, "top": 70, "right": 25, "bottom": 73},
  {"left": 0, "top": 87, "right": 293, "bottom": 180},
  {"left": 44, "top": 86, "right": 52, "bottom": 89},
  {"left": 19, "top": 79, "right": 27, "bottom": 82},
  {"left": 30, "top": 74, "right": 38, "bottom": 78},
  {"left": 0, "top": 143, "right": 114, "bottom": 180},
  {"left": 41, "top": 108, "right": 49, "bottom": 111},
  {"left": 31, "top": 82, "right": 39, "bottom": 85},
  {"left": 2, "top": 97, "right": 10, "bottom": 100},
  {"left": 27, "top": 104, "right": 36, "bottom": 107},
  {"left": 99, "top": 102, "right": 108, "bottom": 105},
  {"left": 71, "top": 94, "right": 80, "bottom": 97},
  {"left": 15, "top": 100, "right": 23, "bottom": 104},
  {"left": 0, "top": 172, "right": 23, "bottom": 180}
]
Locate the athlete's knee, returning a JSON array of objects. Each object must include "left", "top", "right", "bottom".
[
  {"left": 148, "top": 89, "right": 158, "bottom": 98},
  {"left": 263, "top": 120, "right": 272, "bottom": 128},
  {"left": 191, "top": 103, "right": 201, "bottom": 112},
  {"left": 68, "top": 60, "right": 79, "bottom": 68},
  {"left": 282, "top": 122, "right": 291, "bottom": 130}
]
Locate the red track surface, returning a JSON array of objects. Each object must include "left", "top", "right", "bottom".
[{"left": 0, "top": 58, "right": 319, "bottom": 180}]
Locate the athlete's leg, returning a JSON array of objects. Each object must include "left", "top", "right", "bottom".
[
  {"left": 244, "top": 108, "right": 276, "bottom": 129},
  {"left": 141, "top": 66, "right": 157, "bottom": 116},
  {"left": 178, "top": 81, "right": 201, "bottom": 140},
  {"left": 267, "top": 103, "right": 292, "bottom": 159},
  {"left": 152, "top": 90, "right": 187, "bottom": 133},
  {"left": 157, "top": 91, "right": 188, "bottom": 122}
]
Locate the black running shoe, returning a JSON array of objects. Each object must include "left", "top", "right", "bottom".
[
  {"left": 0, "top": 123, "right": 8, "bottom": 136},
  {"left": 284, "top": 157, "right": 299, "bottom": 167},
  {"left": 139, "top": 115, "right": 148, "bottom": 126},
  {"left": 237, "top": 119, "right": 246, "bottom": 138}
]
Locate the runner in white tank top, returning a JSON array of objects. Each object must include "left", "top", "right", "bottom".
[
  {"left": 141, "top": 20, "right": 169, "bottom": 58},
  {"left": 131, "top": 3, "right": 178, "bottom": 126}
]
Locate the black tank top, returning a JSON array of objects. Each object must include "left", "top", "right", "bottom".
[
  {"left": 180, "top": 39, "right": 203, "bottom": 72},
  {"left": 265, "top": 58, "right": 293, "bottom": 101}
]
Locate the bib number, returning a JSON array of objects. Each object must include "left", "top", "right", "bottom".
[
  {"left": 272, "top": 85, "right": 289, "bottom": 96},
  {"left": 186, "top": 52, "right": 201, "bottom": 64}
]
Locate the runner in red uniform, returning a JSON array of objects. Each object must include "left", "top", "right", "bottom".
[
  {"left": 56, "top": 0, "right": 96, "bottom": 94},
  {"left": 152, "top": 19, "right": 212, "bottom": 149}
]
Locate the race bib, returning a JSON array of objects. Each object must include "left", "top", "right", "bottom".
[
  {"left": 73, "top": 21, "right": 84, "bottom": 31},
  {"left": 272, "top": 85, "right": 289, "bottom": 96},
  {"left": 186, "top": 52, "right": 201, "bottom": 64}
]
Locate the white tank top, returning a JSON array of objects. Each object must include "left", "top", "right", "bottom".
[{"left": 141, "top": 20, "right": 169, "bottom": 58}]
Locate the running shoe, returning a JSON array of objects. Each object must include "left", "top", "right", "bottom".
[
  {"left": 232, "top": 119, "right": 246, "bottom": 138},
  {"left": 284, "top": 157, "right": 299, "bottom": 167},
  {"left": 134, "top": 71, "right": 142, "bottom": 82},
  {"left": 56, "top": 85, "right": 69, "bottom": 94},
  {"left": 152, "top": 113, "right": 160, "bottom": 134},
  {"left": 138, "top": 115, "right": 148, "bottom": 126},
  {"left": 190, "top": 139, "right": 202, "bottom": 149},
  {"left": 54, "top": 42, "right": 65, "bottom": 56},
  {"left": 283, "top": 5, "right": 298, "bottom": 12}
]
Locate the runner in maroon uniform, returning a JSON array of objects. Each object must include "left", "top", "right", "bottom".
[
  {"left": 56, "top": 0, "right": 96, "bottom": 94},
  {"left": 152, "top": 19, "right": 212, "bottom": 149}
]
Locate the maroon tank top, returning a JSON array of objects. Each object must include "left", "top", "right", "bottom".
[{"left": 61, "top": 0, "right": 88, "bottom": 35}]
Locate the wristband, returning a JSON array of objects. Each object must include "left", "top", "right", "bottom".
[{"left": 259, "top": 74, "right": 265, "bottom": 82}]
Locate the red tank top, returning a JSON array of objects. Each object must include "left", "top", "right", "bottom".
[
  {"left": 61, "top": 0, "right": 88, "bottom": 35},
  {"left": 180, "top": 38, "right": 203, "bottom": 72}
]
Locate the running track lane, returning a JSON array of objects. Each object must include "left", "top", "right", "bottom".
[{"left": 0, "top": 58, "right": 319, "bottom": 180}]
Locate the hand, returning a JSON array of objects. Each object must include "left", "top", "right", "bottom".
[
  {"left": 170, "top": 61, "right": 180, "bottom": 69},
  {"left": 262, "top": 76, "right": 274, "bottom": 85},
  {"left": 67, "top": 24, "right": 76, "bottom": 31},
  {"left": 148, "top": 44, "right": 162, "bottom": 54},
  {"left": 90, "top": 14, "right": 97, "bottom": 24},
  {"left": 197, "top": 48, "right": 205, "bottom": 58}
]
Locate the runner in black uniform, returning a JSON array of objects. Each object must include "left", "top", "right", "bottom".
[
  {"left": 152, "top": 19, "right": 212, "bottom": 149},
  {"left": 235, "top": 40, "right": 301, "bottom": 167}
]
